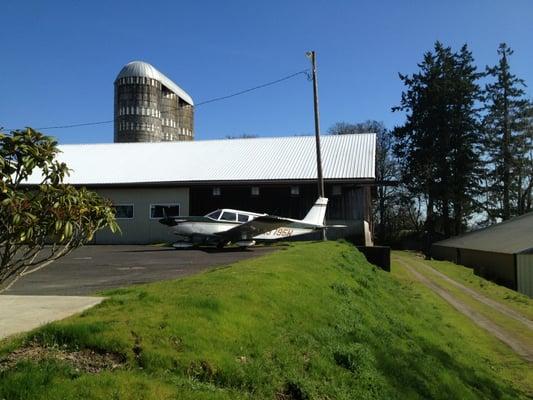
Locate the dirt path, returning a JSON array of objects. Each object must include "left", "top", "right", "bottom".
[
  {"left": 401, "top": 255, "right": 533, "bottom": 330},
  {"left": 394, "top": 257, "right": 533, "bottom": 363}
]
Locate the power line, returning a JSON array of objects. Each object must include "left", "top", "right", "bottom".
[
  {"left": 30, "top": 120, "right": 114, "bottom": 130},
  {"left": 4, "top": 69, "right": 310, "bottom": 132},
  {"left": 194, "top": 69, "right": 309, "bottom": 106}
]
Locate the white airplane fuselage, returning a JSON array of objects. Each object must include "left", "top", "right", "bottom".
[
  {"left": 160, "top": 197, "right": 329, "bottom": 247},
  {"left": 172, "top": 219, "right": 316, "bottom": 240}
]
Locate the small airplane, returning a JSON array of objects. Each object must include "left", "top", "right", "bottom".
[{"left": 159, "top": 197, "right": 330, "bottom": 248}]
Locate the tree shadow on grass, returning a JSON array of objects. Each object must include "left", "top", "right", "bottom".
[{"left": 372, "top": 334, "right": 521, "bottom": 400}]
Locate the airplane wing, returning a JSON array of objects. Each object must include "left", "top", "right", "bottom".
[{"left": 215, "top": 215, "right": 311, "bottom": 242}]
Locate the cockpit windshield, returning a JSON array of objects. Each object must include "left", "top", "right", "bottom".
[{"left": 206, "top": 210, "right": 222, "bottom": 220}]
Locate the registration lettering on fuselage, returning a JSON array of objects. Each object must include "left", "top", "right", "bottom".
[{"left": 265, "top": 227, "right": 294, "bottom": 237}]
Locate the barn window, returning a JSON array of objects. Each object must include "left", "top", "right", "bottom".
[
  {"left": 150, "top": 204, "right": 180, "bottom": 219},
  {"left": 332, "top": 185, "right": 342, "bottom": 196},
  {"left": 113, "top": 204, "right": 134, "bottom": 219},
  {"left": 212, "top": 187, "right": 221, "bottom": 196},
  {"left": 251, "top": 187, "right": 260, "bottom": 196},
  {"left": 290, "top": 186, "right": 300, "bottom": 196}
]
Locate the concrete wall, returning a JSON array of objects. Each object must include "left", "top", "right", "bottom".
[
  {"left": 115, "top": 77, "right": 163, "bottom": 142},
  {"left": 93, "top": 187, "right": 189, "bottom": 244}
]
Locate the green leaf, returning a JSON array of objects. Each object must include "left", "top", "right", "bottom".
[{"left": 64, "top": 221, "right": 73, "bottom": 238}]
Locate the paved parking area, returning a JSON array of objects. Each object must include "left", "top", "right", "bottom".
[{"left": 3, "top": 245, "right": 276, "bottom": 296}]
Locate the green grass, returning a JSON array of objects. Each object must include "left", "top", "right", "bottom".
[
  {"left": 394, "top": 251, "right": 533, "bottom": 320},
  {"left": 393, "top": 252, "right": 533, "bottom": 349},
  {"left": 0, "top": 241, "right": 531, "bottom": 399},
  {"left": 391, "top": 259, "right": 533, "bottom": 397}
]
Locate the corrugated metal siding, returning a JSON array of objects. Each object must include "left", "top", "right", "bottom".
[
  {"left": 517, "top": 255, "right": 533, "bottom": 298},
  {"left": 26, "top": 134, "right": 376, "bottom": 185}
]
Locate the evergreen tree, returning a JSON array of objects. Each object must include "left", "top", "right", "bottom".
[
  {"left": 393, "top": 42, "right": 483, "bottom": 245},
  {"left": 483, "top": 43, "right": 532, "bottom": 220},
  {"left": 448, "top": 45, "right": 484, "bottom": 234},
  {"left": 516, "top": 100, "right": 533, "bottom": 214}
]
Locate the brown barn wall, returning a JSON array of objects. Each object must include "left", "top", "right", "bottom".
[{"left": 189, "top": 183, "right": 371, "bottom": 244}]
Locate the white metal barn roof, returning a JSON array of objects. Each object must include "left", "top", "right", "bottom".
[
  {"left": 116, "top": 61, "right": 194, "bottom": 105},
  {"left": 27, "top": 134, "right": 376, "bottom": 186}
]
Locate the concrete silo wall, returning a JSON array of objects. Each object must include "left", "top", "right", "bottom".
[
  {"left": 115, "top": 77, "right": 163, "bottom": 142},
  {"left": 114, "top": 74, "right": 194, "bottom": 143}
]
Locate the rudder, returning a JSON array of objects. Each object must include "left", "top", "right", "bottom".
[{"left": 302, "top": 197, "right": 328, "bottom": 226}]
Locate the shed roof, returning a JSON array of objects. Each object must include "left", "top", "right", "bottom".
[
  {"left": 433, "top": 212, "right": 533, "bottom": 254},
  {"left": 26, "top": 134, "right": 376, "bottom": 186},
  {"left": 116, "top": 61, "right": 194, "bottom": 105}
]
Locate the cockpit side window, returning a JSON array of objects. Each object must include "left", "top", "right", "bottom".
[
  {"left": 206, "top": 210, "right": 222, "bottom": 220},
  {"left": 237, "top": 214, "right": 249, "bottom": 223},
  {"left": 220, "top": 211, "right": 237, "bottom": 221}
]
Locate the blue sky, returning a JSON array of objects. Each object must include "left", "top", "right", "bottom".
[{"left": 1, "top": 0, "right": 532, "bottom": 144}]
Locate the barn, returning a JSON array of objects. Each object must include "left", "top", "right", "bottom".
[
  {"left": 431, "top": 212, "right": 533, "bottom": 297},
  {"left": 29, "top": 134, "right": 376, "bottom": 245}
]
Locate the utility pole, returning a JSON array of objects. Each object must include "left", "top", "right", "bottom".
[{"left": 306, "top": 50, "right": 326, "bottom": 240}]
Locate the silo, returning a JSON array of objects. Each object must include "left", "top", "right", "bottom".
[{"left": 114, "top": 61, "right": 194, "bottom": 143}]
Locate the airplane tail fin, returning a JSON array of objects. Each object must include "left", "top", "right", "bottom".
[{"left": 302, "top": 197, "right": 328, "bottom": 226}]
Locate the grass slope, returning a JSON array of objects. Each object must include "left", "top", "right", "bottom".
[
  {"left": 391, "top": 255, "right": 533, "bottom": 397},
  {"left": 393, "top": 251, "right": 533, "bottom": 350},
  {"left": 0, "top": 242, "right": 530, "bottom": 399},
  {"left": 394, "top": 251, "right": 533, "bottom": 320}
]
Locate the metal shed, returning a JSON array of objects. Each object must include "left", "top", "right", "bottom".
[{"left": 431, "top": 212, "right": 533, "bottom": 297}]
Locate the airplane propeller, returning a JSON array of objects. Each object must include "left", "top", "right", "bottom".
[{"left": 159, "top": 207, "right": 178, "bottom": 227}]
